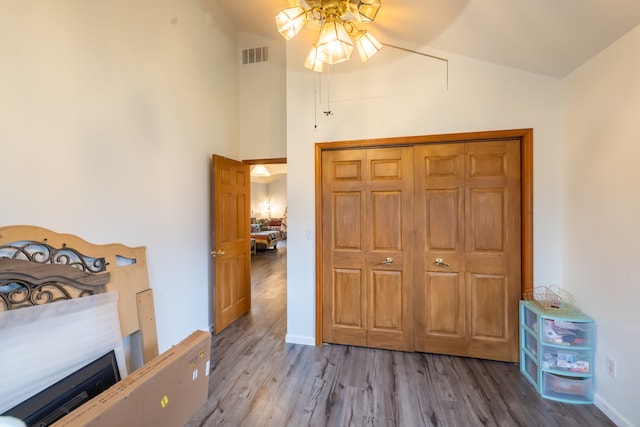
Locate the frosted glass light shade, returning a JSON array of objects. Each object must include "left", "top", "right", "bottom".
[
  {"left": 304, "top": 46, "right": 324, "bottom": 72},
  {"left": 355, "top": 30, "right": 382, "bottom": 62},
  {"left": 316, "top": 21, "right": 354, "bottom": 65},
  {"left": 275, "top": 7, "right": 307, "bottom": 40},
  {"left": 349, "top": 0, "right": 381, "bottom": 22}
]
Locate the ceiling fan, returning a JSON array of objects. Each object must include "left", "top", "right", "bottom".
[
  {"left": 274, "top": 0, "right": 448, "bottom": 78},
  {"left": 275, "top": 0, "right": 383, "bottom": 72},
  {"left": 274, "top": 0, "right": 448, "bottom": 126}
]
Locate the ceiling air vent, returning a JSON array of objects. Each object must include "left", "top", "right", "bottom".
[{"left": 241, "top": 46, "right": 270, "bottom": 65}]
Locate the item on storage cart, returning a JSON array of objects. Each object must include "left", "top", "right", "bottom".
[
  {"left": 542, "top": 319, "right": 590, "bottom": 346},
  {"left": 572, "top": 361, "right": 590, "bottom": 373},
  {"left": 523, "top": 285, "right": 580, "bottom": 315},
  {"left": 542, "top": 352, "right": 556, "bottom": 369}
]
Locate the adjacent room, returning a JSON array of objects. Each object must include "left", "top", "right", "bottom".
[
  {"left": 249, "top": 163, "right": 287, "bottom": 252},
  {"left": 1, "top": 0, "right": 639, "bottom": 425}
]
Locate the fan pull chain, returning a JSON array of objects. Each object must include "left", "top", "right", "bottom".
[
  {"left": 323, "top": 64, "right": 333, "bottom": 116},
  {"left": 313, "top": 72, "right": 319, "bottom": 131}
]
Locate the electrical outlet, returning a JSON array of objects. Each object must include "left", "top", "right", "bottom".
[{"left": 606, "top": 356, "right": 617, "bottom": 378}]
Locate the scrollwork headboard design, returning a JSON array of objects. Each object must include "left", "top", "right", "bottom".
[
  {"left": 0, "top": 225, "right": 159, "bottom": 366},
  {"left": 0, "top": 258, "right": 110, "bottom": 311},
  {"left": 0, "top": 239, "right": 107, "bottom": 273}
]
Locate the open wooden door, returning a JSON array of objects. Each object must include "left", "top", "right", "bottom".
[{"left": 212, "top": 155, "right": 251, "bottom": 333}]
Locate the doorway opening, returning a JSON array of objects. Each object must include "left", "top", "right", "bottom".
[{"left": 246, "top": 158, "right": 288, "bottom": 334}]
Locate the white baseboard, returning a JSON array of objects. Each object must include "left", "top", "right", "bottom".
[
  {"left": 595, "top": 393, "right": 633, "bottom": 427},
  {"left": 285, "top": 334, "right": 315, "bottom": 346}
]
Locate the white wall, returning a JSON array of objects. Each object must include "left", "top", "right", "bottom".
[
  {"left": 250, "top": 182, "right": 269, "bottom": 219},
  {"left": 0, "top": 0, "right": 239, "bottom": 351},
  {"left": 266, "top": 176, "right": 287, "bottom": 219},
  {"left": 563, "top": 25, "right": 640, "bottom": 427},
  {"left": 238, "top": 33, "right": 287, "bottom": 160},
  {"left": 250, "top": 177, "right": 287, "bottom": 219},
  {"left": 285, "top": 42, "right": 565, "bottom": 346}
]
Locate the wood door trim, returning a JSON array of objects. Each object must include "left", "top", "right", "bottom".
[
  {"left": 315, "top": 128, "right": 534, "bottom": 346},
  {"left": 243, "top": 158, "right": 287, "bottom": 165},
  {"left": 314, "top": 143, "right": 324, "bottom": 346}
]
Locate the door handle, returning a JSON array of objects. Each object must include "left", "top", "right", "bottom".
[
  {"left": 211, "top": 250, "right": 225, "bottom": 258},
  {"left": 435, "top": 258, "right": 450, "bottom": 267},
  {"left": 381, "top": 257, "right": 394, "bottom": 265}
]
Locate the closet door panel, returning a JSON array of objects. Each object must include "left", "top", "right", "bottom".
[
  {"left": 425, "top": 189, "right": 460, "bottom": 250},
  {"left": 322, "top": 147, "right": 414, "bottom": 351},
  {"left": 365, "top": 147, "right": 414, "bottom": 351},
  {"left": 464, "top": 141, "right": 521, "bottom": 361},
  {"left": 468, "top": 188, "right": 506, "bottom": 251},
  {"left": 334, "top": 192, "right": 363, "bottom": 250},
  {"left": 415, "top": 140, "right": 521, "bottom": 361},
  {"left": 469, "top": 273, "right": 507, "bottom": 340},
  {"left": 370, "top": 191, "right": 403, "bottom": 251},
  {"left": 368, "top": 269, "right": 406, "bottom": 350},
  {"left": 332, "top": 268, "right": 365, "bottom": 328},
  {"left": 322, "top": 150, "right": 368, "bottom": 347},
  {"left": 414, "top": 143, "right": 466, "bottom": 355}
]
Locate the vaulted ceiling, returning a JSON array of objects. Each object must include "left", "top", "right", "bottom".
[{"left": 209, "top": 0, "right": 640, "bottom": 78}]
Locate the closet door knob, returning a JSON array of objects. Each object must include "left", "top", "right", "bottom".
[
  {"left": 435, "top": 258, "right": 450, "bottom": 267},
  {"left": 381, "top": 257, "right": 394, "bottom": 265},
  {"left": 211, "top": 250, "right": 225, "bottom": 257}
]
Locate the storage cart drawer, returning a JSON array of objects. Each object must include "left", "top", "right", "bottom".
[
  {"left": 542, "top": 372, "right": 592, "bottom": 403},
  {"left": 542, "top": 319, "right": 593, "bottom": 347},
  {"left": 541, "top": 346, "right": 592, "bottom": 374},
  {"left": 522, "top": 352, "right": 539, "bottom": 387},
  {"left": 522, "top": 304, "right": 538, "bottom": 331},
  {"left": 523, "top": 331, "right": 538, "bottom": 357}
]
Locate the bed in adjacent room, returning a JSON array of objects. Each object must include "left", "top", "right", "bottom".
[
  {"left": 250, "top": 229, "right": 284, "bottom": 250},
  {"left": 250, "top": 218, "right": 285, "bottom": 250}
]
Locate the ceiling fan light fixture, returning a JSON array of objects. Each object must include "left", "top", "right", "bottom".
[
  {"left": 354, "top": 30, "right": 382, "bottom": 62},
  {"left": 275, "top": 0, "right": 382, "bottom": 70},
  {"left": 316, "top": 18, "right": 354, "bottom": 65},
  {"left": 305, "top": 45, "right": 324, "bottom": 72},
  {"left": 275, "top": 6, "right": 307, "bottom": 40}
]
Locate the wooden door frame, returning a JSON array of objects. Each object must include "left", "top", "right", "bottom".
[
  {"left": 243, "top": 158, "right": 287, "bottom": 273},
  {"left": 314, "top": 129, "right": 533, "bottom": 346},
  {"left": 244, "top": 158, "right": 288, "bottom": 166}
]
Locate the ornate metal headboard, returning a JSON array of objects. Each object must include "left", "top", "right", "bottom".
[
  {"left": 0, "top": 225, "right": 159, "bottom": 366},
  {"left": 0, "top": 258, "right": 110, "bottom": 311},
  {"left": 0, "top": 238, "right": 108, "bottom": 273}
]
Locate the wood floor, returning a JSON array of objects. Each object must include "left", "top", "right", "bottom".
[{"left": 187, "top": 241, "right": 614, "bottom": 427}]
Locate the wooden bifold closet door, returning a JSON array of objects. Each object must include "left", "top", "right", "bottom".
[
  {"left": 322, "top": 147, "right": 415, "bottom": 351},
  {"left": 413, "top": 141, "right": 521, "bottom": 361},
  {"left": 321, "top": 139, "right": 521, "bottom": 362}
]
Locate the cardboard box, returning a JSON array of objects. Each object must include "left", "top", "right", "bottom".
[{"left": 52, "top": 330, "right": 211, "bottom": 427}]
